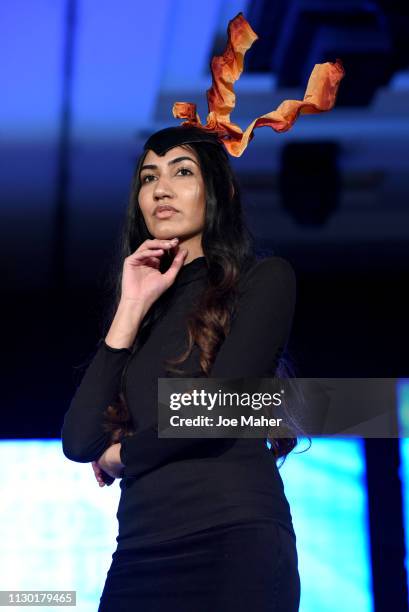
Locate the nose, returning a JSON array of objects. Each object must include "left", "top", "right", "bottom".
[{"left": 153, "top": 175, "right": 175, "bottom": 200}]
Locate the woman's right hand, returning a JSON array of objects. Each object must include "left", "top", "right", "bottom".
[
  {"left": 121, "top": 238, "right": 188, "bottom": 311},
  {"left": 105, "top": 239, "right": 188, "bottom": 349}
]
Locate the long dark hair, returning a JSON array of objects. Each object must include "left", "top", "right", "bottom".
[{"left": 101, "top": 132, "right": 306, "bottom": 463}]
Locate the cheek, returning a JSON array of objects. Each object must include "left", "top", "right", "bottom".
[
  {"left": 137, "top": 190, "right": 150, "bottom": 217},
  {"left": 136, "top": 192, "right": 154, "bottom": 232},
  {"left": 183, "top": 182, "right": 206, "bottom": 219}
]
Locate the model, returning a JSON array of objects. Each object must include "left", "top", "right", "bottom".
[{"left": 61, "top": 12, "right": 344, "bottom": 611}]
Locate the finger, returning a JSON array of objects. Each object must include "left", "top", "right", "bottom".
[
  {"left": 132, "top": 257, "right": 161, "bottom": 270},
  {"left": 94, "top": 467, "right": 111, "bottom": 486},
  {"left": 163, "top": 248, "right": 188, "bottom": 283},
  {"left": 92, "top": 462, "right": 105, "bottom": 483},
  {"left": 137, "top": 238, "right": 179, "bottom": 254},
  {"left": 93, "top": 471, "right": 105, "bottom": 486},
  {"left": 130, "top": 254, "right": 161, "bottom": 265},
  {"left": 129, "top": 249, "right": 164, "bottom": 259},
  {"left": 95, "top": 470, "right": 103, "bottom": 481},
  {"left": 144, "top": 255, "right": 161, "bottom": 264},
  {"left": 143, "top": 238, "right": 178, "bottom": 248}
]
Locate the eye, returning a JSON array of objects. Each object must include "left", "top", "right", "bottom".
[
  {"left": 176, "top": 167, "right": 193, "bottom": 176},
  {"left": 141, "top": 174, "right": 155, "bottom": 184}
]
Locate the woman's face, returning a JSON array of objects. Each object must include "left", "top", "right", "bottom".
[{"left": 138, "top": 145, "right": 206, "bottom": 244}]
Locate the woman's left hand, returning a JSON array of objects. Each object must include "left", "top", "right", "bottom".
[{"left": 93, "top": 443, "right": 125, "bottom": 485}]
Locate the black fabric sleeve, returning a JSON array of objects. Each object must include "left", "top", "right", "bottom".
[
  {"left": 209, "top": 256, "right": 296, "bottom": 377},
  {"left": 119, "top": 256, "right": 296, "bottom": 478},
  {"left": 61, "top": 341, "right": 131, "bottom": 463}
]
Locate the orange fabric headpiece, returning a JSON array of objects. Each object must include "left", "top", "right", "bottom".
[{"left": 172, "top": 12, "right": 345, "bottom": 157}]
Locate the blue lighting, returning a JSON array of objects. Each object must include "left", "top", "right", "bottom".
[
  {"left": 397, "top": 378, "right": 409, "bottom": 602},
  {"left": 0, "top": 440, "right": 121, "bottom": 611},
  {"left": 0, "top": 438, "right": 373, "bottom": 610},
  {"left": 280, "top": 438, "right": 373, "bottom": 611}
]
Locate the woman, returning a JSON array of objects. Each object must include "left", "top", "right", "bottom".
[
  {"left": 61, "top": 10, "right": 345, "bottom": 607},
  {"left": 61, "top": 125, "right": 301, "bottom": 611}
]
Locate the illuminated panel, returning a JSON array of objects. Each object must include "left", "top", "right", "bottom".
[
  {"left": 0, "top": 1, "right": 64, "bottom": 142},
  {"left": 397, "top": 378, "right": 409, "bottom": 601},
  {"left": 0, "top": 438, "right": 373, "bottom": 610},
  {"left": 71, "top": 0, "right": 170, "bottom": 139},
  {"left": 279, "top": 438, "right": 373, "bottom": 611},
  {"left": 0, "top": 440, "right": 120, "bottom": 611}
]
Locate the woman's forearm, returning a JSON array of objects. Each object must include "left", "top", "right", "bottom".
[{"left": 105, "top": 299, "right": 147, "bottom": 349}]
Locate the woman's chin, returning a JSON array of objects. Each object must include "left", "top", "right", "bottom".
[
  {"left": 151, "top": 225, "right": 186, "bottom": 240},
  {"left": 153, "top": 231, "right": 182, "bottom": 240}
]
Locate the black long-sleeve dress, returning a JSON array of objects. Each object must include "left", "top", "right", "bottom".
[{"left": 61, "top": 255, "right": 301, "bottom": 611}]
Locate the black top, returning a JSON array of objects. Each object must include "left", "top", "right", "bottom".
[{"left": 61, "top": 255, "right": 297, "bottom": 550}]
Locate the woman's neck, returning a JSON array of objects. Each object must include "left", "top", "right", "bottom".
[{"left": 177, "top": 237, "right": 203, "bottom": 266}]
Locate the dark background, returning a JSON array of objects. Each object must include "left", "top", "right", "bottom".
[{"left": 2, "top": 0, "right": 408, "bottom": 436}]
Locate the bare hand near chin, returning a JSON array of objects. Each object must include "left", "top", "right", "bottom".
[{"left": 121, "top": 238, "right": 188, "bottom": 311}]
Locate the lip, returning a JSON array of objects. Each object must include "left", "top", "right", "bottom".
[{"left": 155, "top": 207, "right": 178, "bottom": 218}]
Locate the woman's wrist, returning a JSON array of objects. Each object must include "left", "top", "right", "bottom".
[
  {"left": 105, "top": 300, "right": 147, "bottom": 349},
  {"left": 98, "top": 443, "right": 125, "bottom": 478}
]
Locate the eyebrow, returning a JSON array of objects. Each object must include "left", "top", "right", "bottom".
[{"left": 140, "top": 156, "right": 199, "bottom": 173}]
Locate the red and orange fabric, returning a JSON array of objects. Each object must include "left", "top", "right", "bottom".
[{"left": 172, "top": 12, "right": 345, "bottom": 157}]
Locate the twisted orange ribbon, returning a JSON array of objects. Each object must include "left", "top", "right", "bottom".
[{"left": 172, "top": 12, "right": 345, "bottom": 157}]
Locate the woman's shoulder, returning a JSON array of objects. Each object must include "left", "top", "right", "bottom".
[
  {"left": 240, "top": 255, "right": 296, "bottom": 291},
  {"left": 231, "top": 255, "right": 297, "bottom": 323}
]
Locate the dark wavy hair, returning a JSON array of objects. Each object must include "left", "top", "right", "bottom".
[{"left": 100, "top": 131, "right": 307, "bottom": 465}]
